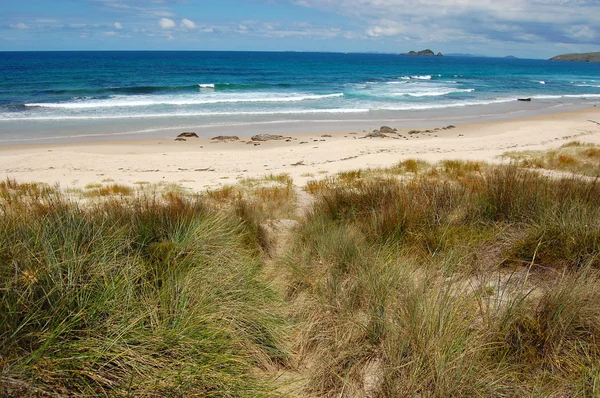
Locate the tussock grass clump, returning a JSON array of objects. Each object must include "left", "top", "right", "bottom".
[
  {"left": 504, "top": 142, "right": 600, "bottom": 176},
  {"left": 284, "top": 164, "right": 600, "bottom": 396},
  {"left": 84, "top": 183, "right": 133, "bottom": 197},
  {"left": 0, "top": 178, "right": 58, "bottom": 201},
  {"left": 0, "top": 187, "right": 284, "bottom": 396}
]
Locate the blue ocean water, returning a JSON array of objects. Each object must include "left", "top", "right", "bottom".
[{"left": 0, "top": 51, "right": 599, "bottom": 143}]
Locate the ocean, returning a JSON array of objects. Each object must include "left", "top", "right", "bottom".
[{"left": 1, "top": 51, "right": 599, "bottom": 144}]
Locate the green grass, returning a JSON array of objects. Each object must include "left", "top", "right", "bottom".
[
  {"left": 3, "top": 155, "right": 600, "bottom": 397},
  {"left": 282, "top": 164, "right": 600, "bottom": 396},
  {"left": 0, "top": 186, "right": 285, "bottom": 396}
]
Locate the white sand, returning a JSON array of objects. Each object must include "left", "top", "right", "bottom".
[{"left": 2, "top": 108, "right": 600, "bottom": 191}]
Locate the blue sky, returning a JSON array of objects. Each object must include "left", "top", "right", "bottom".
[{"left": 1, "top": 0, "right": 598, "bottom": 58}]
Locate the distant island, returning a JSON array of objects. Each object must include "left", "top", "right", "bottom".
[
  {"left": 550, "top": 52, "right": 600, "bottom": 62},
  {"left": 401, "top": 49, "right": 443, "bottom": 57}
]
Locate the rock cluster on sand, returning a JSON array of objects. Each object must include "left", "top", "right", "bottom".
[
  {"left": 251, "top": 134, "right": 286, "bottom": 142},
  {"left": 364, "top": 125, "right": 457, "bottom": 139},
  {"left": 365, "top": 131, "right": 388, "bottom": 138},
  {"left": 211, "top": 136, "right": 240, "bottom": 141},
  {"left": 379, "top": 126, "right": 397, "bottom": 134},
  {"left": 177, "top": 132, "right": 199, "bottom": 138}
]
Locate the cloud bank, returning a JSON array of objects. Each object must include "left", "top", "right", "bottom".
[{"left": 293, "top": 0, "right": 599, "bottom": 45}]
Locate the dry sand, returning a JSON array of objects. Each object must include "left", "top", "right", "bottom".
[{"left": 1, "top": 108, "right": 600, "bottom": 191}]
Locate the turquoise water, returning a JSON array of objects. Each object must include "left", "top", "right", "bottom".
[{"left": 1, "top": 51, "right": 599, "bottom": 143}]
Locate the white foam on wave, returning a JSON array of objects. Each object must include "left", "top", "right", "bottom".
[
  {"left": 400, "top": 75, "right": 432, "bottom": 80},
  {"left": 405, "top": 88, "right": 475, "bottom": 97},
  {"left": 538, "top": 81, "right": 546, "bottom": 85},
  {"left": 199, "top": 84, "right": 215, "bottom": 88},
  {"left": 355, "top": 81, "right": 475, "bottom": 98},
  {"left": 1, "top": 107, "right": 368, "bottom": 121},
  {"left": 25, "top": 93, "right": 345, "bottom": 109}
]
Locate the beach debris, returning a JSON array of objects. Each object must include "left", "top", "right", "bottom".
[
  {"left": 518, "top": 98, "right": 532, "bottom": 102},
  {"left": 177, "top": 132, "right": 199, "bottom": 138},
  {"left": 174, "top": 137, "right": 187, "bottom": 142},
  {"left": 211, "top": 135, "right": 239, "bottom": 141},
  {"left": 251, "top": 134, "right": 285, "bottom": 142},
  {"left": 321, "top": 134, "right": 332, "bottom": 138},
  {"left": 291, "top": 160, "right": 305, "bottom": 166},
  {"left": 408, "top": 130, "right": 421, "bottom": 135},
  {"left": 447, "top": 125, "right": 456, "bottom": 129}
]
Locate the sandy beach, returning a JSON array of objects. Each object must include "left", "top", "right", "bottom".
[{"left": 2, "top": 107, "right": 600, "bottom": 191}]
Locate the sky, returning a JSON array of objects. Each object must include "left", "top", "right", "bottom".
[{"left": 1, "top": 0, "right": 599, "bottom": 58}]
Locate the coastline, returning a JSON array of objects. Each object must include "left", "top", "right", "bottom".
[
  {"left": 1, "top": 97, "right": 598, "bottom": 146},
  {"left": 2, "top": 106, "right": 600, "bottom": 192}
]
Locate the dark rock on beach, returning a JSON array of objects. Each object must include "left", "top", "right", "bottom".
[
  {"left": 251, "top": 134, "right": 285, "bottom": 142},
  {"left": 177, "top": 132, "right": 199, "bottom": 138},
  {"left": 174, "top": 137, "right": 187, "bottom": 142},
  {"left": 518, "top": 98, "right": 532, "bottom": 102},
  {"left": 379, "top": 126, "right": 397, "bottom": 134},
  {"left": 365, "top": 131, "right": 388, "bottom": 138},
  {"left": 211, "top": 135, "right": 240, "bottom": 141}
]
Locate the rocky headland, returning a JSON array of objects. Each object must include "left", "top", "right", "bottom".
[{"left": 550, "top": 52, "right": 600, "bottom": 62}]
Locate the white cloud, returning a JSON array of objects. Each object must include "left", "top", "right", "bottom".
[
  {"left": 104, "top": 31, "right": 117, "bottom": 36},
  {"left": 565, "top": 25, "right": 595, "bottom": 41},
  {"left": 366, "top": 24, "right": 404, "bottom": 38},
  {"left": 293, "top": 0, "right": 600, "bottom": 45},
  {"left": 181, "top": 19, "right": 196, "bottom": 29},
  {"left": 114, "top": 22, "right": 123, "bottom": 30},
  {"left": 159, "top": 18, "right": 176, "bottom": 29},
  {"left": 11, "top": 23, "right": 29, "bottom": 30}
]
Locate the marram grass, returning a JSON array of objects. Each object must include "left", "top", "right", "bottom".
[{"left": 0, "top": 189, "right": 285, "bottom": 396}]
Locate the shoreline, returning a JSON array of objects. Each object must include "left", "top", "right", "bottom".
[
  {"left": 1, "top": 99, "right": 598, "bottom": 146},
  {"left": 2, "top": 107, "right": 600, "bottom": 192}
]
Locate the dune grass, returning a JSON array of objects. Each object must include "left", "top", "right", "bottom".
[
  {"left": 3, "top": 155, "right": 600, "bottom": 397},
  {"left": 284, "top": 164, "right": 600, "bottom": 396},
  {"left": 503, "top": 141, "right": 600, "bottom": 176},
  {"left": 0, "top": 185, "right": 285, "bottom": 396}
]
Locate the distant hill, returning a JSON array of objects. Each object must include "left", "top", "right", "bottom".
[
  {"left": 550, "top": 52, "right": 600, "bottom": 62},
  {"left": 401, "top": 49, "right": 443, "bottom": 57}
]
